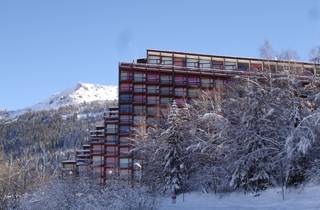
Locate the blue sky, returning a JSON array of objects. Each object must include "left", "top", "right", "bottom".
[{"left": 0, "top": 0, "right": 319, "bottom": 110}]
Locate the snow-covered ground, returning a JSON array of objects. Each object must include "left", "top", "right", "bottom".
[{"left": 160, "top": 185, "right": 320, "bottom": 210}]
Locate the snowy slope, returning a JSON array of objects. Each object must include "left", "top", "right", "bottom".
[
  {"left": 160, "top": 185, "right": 320, "bottom": 210},
  {"left": 28, "top": 82, "right": 117, "bottom": 111},
  {"left": 0, "top": 108, "right": 8, "bottom": 120}
]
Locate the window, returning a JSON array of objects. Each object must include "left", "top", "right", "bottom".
[
  {"left": 175, "top": 88, "right": 186, "bottom": 97},
  {"left": 161, "top": 57, "right": 173, "bottom": 65},
  {"left": 212, "top": 60, "right": 224, "bottom": 69},
  {"left": 133, "top": 116, "right": 146, "bottom": 125},
  {"left": 148, "top": 55, "right": 160, "bottom": 64},
  {"left": 134, "top": 84, "right": 146, "bottom": 93},
  {"left": 120, "top": 115, "right": 132, "bottom": 124},
  {"left": 120, "top": 158, "right": 131, "bottom": 168},
  {"left": 92, "top": 156, "right": 103, "bottom": 166},
  {"left": 106, "top": 124, "right": 117, "bottom": 134},
  {"left": 119, "top": 104, "right": 132, "bottom": 113},
  {"left": 106, "top": 135, "right": 117, "bottom": 144},
  {"left": 224, "top": 61, "right": 237, "bottom": 70},
  {"left": 147, "top": 107, "right": 158, "bottom": 116},
  {"left": 316, "top": 66, "right": 320, "bottom": 75},
  {"left": 133, "top": 95, "right": 145, "bottom": 103},
  {"left": 119, "top": 137, "right": 130, "bottom": 145},
  {"left": 175, "top": 98, "right": 186, "bottom": 106},
  {"left": 134, "top": 72, "right": 146, "bottom": 82},
  {"left": 250, "top": 63, "right": 262, "bottom": 71},
  {"left": 160, "top": 87, "right": 173, "bottom": 95},
  {"left": 201, "top": 78, "right": 214, "bottom": 88},
  {"left": 264, "top": 63, "right": 276, "bottom": 72},
  {"left": 106, "top": 146, "right": 117, "bottom": 155},
  {"left": 277, "top": 64, "right": 284, "bottom": 72},
  {"left": 199, "top": 59, "right": 211, "bottom": 69},
  {"left": 119, "top": 94, "right": 132, "bottom": 103},
  {"left": 186, "top": 58, "right": 198, "bottom": 68},
  {"left": 188, "top": 77, "right": 200, "bottom": 86},
  {"left": 120, "top": 147, "right": 129, "bottom": 155},
  {"left": 120, "top": 83, "right": 132, "bottom": 92},
  {"left": 120, "top": 71, "right": 133, "bottom": 81},
  {"left": 106, "top": 157, "right": 117, "bottom": 168},
  {"left": 270, "top": 64, "right": 277, "bottom": 72},
  {"left": 238, "top": 62, "right": 249, "bottom": 71},
  {"left": 174, "top": 57, "right": 185, "bottom": 66},
  {"left": 147, "top": 96, "right": 159, "bottom": 104},
  {"left": 304, "top": 67, "right": 315, "bottom": 76},
  {"left": 215, "top": 79, "right": 224, "bottom": 89},
  {"left": 92, "top": 145, "right": 103, "bottom": 153},
  {"left": 147, "top": 85, "right": 159, "bottom": 94},
  {"left": 188, "top": 89, "right": 198, "bottom": 97},
  {"left": 294, "top": 65, "right": 303, "bottom": 73},
  {"left": 134, "top": 105, "right": 146, "bottom": 115},
  {"left": 160, "top": 97, "right": 172, "bottom": 105},
  {"left": 119, "top": 125, "right": 130, "bottom": 134},
  {"left": 175, "top": 76, "right": 187, "bottom": 85},
  {"left": 160, "top": 75, "right": 172, "bottom": 84},
  {"left": 147, "top": 74, "right": 159, "bottom": 82}
]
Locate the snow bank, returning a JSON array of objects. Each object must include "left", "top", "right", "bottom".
[{"left": 160, "top": 185, "right": 320, "bottom": 210}]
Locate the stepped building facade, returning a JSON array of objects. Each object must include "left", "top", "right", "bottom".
[{"left": 62, "top": 49, "right": 320, "bottom": 183}]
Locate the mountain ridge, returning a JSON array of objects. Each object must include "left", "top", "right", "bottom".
[
  {"left": 29, "top": 82, "right": 117, "bottom": 111},
  {"left": 1, "top": 82, "right": 118, "bottom": 119}
]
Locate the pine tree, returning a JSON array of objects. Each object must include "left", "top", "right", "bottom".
[{"left": 162, "top": 101, "right": 185, "bottom": 199}]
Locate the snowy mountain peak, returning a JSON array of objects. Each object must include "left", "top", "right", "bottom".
[{"left": 29, "top": 82, "right": 118, "bottom": 111}]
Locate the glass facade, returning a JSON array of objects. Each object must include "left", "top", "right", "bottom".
[
  {"left": 106, "top": 135, "right": 117, "bottom": 144},
  {"left": 120, "top": 71, "right": 133, "bottom": 81},
  {"left": 175, "top": 76, "right": 187, "bottom": 85},
  {"left": 134, "top": 105, "right": 146, "bottom": 115},
  {"left": 161, "top": 57, "right": 173, "bottom": 65},
  {"left": 186, "top": 58, "right": 198, "bottom": 68},
  {"left": 119, "top": 94, "right": 132, "bottom": 103},
  {"left": 147, "top": 85, "right": 159, "bottom": 94},
  {"left": 106, "top": 124, "right": 117, "bottom": 134},
  {"left": 160, "top": 75, "right": 172, "bottom": 84},
  {"left": 147, "top": 73, "right": 160, "bottom": 82},
  {"left": 134, "top": 72, "right": 146, "bottom": 82},
  {"left": 119, "top": 125, "right": 130, "bottom": 134},
  {"left": 147, "top": 96, "right": 159, "bottom": 104},
  {"left": 188, "top": 77, "right": 200, "bottom": 86},
  {"left": 134, "top": 95, "right": 146, "bottom": 103},
  {"left": 134, "top": 84, "right": 146, "bottom": 93},
  {"left": 119, "top": 104, "right": 132, "bottom": 113},
  {"left": 175, "top": 88, "right": 187, "bottom": 97},
  {"left": 120, "top": 83, "right": 132, "bottom": 92},
  {"left": 160, "top": 87, "right": 173, "bottom": 95},
  {"left": 120, "top": 158, "right": 131, "bottom": 168}
]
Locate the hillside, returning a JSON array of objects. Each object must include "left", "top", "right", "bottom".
[{"left": 0, "top": 83, "right": 117, "bottom": 159}]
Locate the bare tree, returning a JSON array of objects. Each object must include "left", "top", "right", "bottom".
[
  {"left": 259, "top": 40, "right": 276, "bottom": 59},
  {"left": 310, "top": 46, "right": 320, "bottom": 64}
]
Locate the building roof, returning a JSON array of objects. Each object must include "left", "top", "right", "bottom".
[{"left": 147, "top": 49, "right": 316, "bottom": 66}]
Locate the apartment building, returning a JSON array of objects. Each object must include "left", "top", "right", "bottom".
[{"left": 62, "top": 49, "right": 319, "bottom": 183}]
